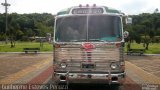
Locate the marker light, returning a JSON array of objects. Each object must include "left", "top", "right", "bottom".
[
  {"left": 79, "top": 4, "right": 82, "bottom": 7},
  {"left": 116, "top": 43, "right": 121, "bottom": 47},
  {"left": 54, "top": 44, "right": 60, "bottom": 48},
  {"left": 86, "top": 4, "right": 89, "bottom": 7},
  {"left": 93, "top": 4, "right": 96, "bottom": 7}
]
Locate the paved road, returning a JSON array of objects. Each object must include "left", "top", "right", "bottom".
[{"left": 0, "top": 54, "right": 159, "bottom": 90}]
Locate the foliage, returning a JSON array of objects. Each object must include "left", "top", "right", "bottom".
[
  {"left": 125, "top": 13, "right": 160, "bottom": 50},
  {"left": 0, "top": 13, "right": 54, "bottom": 42}
]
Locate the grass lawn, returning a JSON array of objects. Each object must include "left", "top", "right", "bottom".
[
  {"left": 0, "top": 41, "right": 159, "bottom": 54},
  {"left": 125, "top": 43, "right": 160, "bottom": 54},
  {"left": 0, "top": 41, "right": 53, "bottom": 52}
]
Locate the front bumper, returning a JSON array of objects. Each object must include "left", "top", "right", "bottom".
[{"left": 53, "top": 71, "right": 125, "bottom": 84}]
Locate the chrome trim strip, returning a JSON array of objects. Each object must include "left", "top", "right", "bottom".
[{"left": 55, "top": 72, "right": 125, "bottom": 76}]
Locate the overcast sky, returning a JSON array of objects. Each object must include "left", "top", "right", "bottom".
[{"left": 0, "top": 0, "right": 159, "bottom": 15}]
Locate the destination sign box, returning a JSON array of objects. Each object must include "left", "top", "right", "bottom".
[{"left": 72, "top": 8, "right": 104, "bottom": 14}]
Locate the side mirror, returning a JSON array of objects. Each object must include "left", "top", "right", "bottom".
[
  {"left": 123, "top": 31, "right": 129, "bottom": 38},
  {"left": 125, "top": 17, "right": 132, "bottom": 24}
]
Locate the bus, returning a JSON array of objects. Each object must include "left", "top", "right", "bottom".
[{"left": 53, "top": 4, "right": 130, "bottom": 86}]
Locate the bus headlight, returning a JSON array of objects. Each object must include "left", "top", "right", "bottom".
[
  {"left": 60, "top": 62, "right": 67, "bottom": 68},
  {"left": 110, "top": 62, "right": 118, "bottom": 69}
]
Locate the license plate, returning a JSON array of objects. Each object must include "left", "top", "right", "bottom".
[{"left": 82, "top": 63, "right": 95, "bottom": 69}]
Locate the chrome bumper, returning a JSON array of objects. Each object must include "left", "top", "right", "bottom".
[{"left": 53, "top": 71, "right": 125, "bottom": 84}]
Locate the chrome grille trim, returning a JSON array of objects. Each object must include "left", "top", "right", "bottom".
[
  {"left": 54, "top": 43, "right": 124, "bottom": 72},
  {"left": 55, "top": 47, "right": 120, "bottom": 61}
]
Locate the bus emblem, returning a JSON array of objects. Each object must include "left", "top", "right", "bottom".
[{"left": 82, "top": 42, "right": 95, "bottom": 51}]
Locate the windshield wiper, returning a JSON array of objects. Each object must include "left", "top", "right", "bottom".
[
  {"left": 70, "top": 39, "right": 87, "bottom": 42},
  {"left": 70, "top": 39, "right": 107, "bottom": 42},
  {"left": 89, "top": 39, "right": 106, "bottom": 42}
]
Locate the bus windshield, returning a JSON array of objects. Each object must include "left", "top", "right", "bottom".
[{"left": 55, "top": 15, "right": 122, "bottom": 42}]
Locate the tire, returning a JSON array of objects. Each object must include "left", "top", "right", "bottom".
[{"left": 109, "top": 84, "right": 124, "bottom": 90}]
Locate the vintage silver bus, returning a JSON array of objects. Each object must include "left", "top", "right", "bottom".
[{"left": 53, "top": 4, "right": 130, "bottom": 85}]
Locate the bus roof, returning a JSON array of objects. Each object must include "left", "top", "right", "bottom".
[{"left": 57, "top": 6, "right": 123, "bottom": 16}]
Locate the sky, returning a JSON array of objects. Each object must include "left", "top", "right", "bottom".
[{"left": 0, "top": 0, "right": 160, "bottom": 15}]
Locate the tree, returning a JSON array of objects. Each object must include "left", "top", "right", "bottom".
[
  {"left": 7, "top": 14, "right": 20, "bottom": 47},
  {"left": 154, "top": 8, "right": 159, "bottom": 13},
  {"left": 0, "top": 14, "right": 6, "bottom": 41}
]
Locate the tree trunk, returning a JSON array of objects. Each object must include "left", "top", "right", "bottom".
[
  {"left": 127, "top": 42, "right": 131, "bottom": 51},
  {"left": 10, "top": 36, "right": 15, "bottom": 48},
  {"left": 145, "top": 42, "right": 149, "bottom": 50},
  {"left": 10, "top": 40, "right": 14, "bottom": 48}
]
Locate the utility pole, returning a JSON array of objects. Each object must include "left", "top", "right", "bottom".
[{"left": 1, "top": 0, "right": 10, "bottom": 44}]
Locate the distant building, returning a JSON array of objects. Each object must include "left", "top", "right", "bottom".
[{"left": 29, "top": 36, "right": 47, "bottom": 42}]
